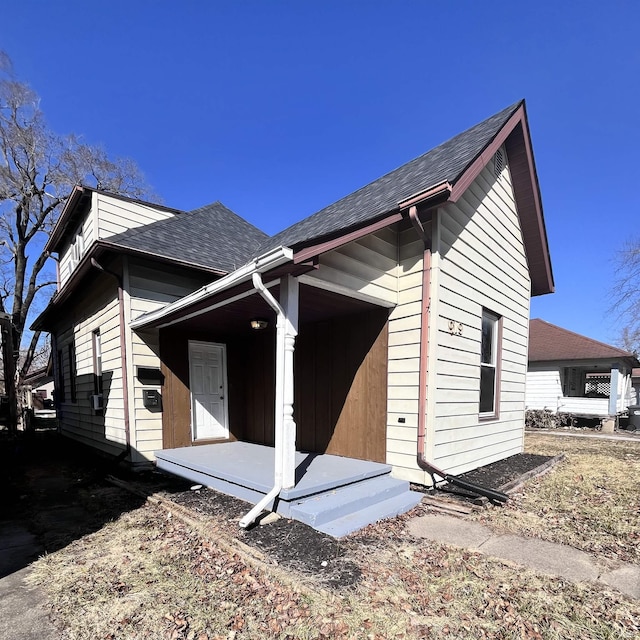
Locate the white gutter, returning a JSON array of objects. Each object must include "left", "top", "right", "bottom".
[
  {"left": 130, "top": 246, "right": 293, "bottom": 330},
  {"left": 239, "top": 272, "right": 287, "bottom": 529}
]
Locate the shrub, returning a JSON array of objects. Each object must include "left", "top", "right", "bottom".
[{"left": 525, "top": 409, "right": 577, "bottom": 429}]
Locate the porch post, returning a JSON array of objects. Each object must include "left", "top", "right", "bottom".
[
  {"left": 608, "top": 365, "right": 619, "bottom": 415},
  {"left": 279, "top": 275, "right": 299, "bottom": 488}
]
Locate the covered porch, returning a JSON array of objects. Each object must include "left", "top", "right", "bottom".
[
  {"left": 131, "top": 248, "right": 420, "bottom": 535},
  {"left": 155, "top": 441, "right": 421, "bottom": 537}
]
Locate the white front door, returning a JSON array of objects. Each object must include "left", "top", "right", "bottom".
[{"left": 188, "top": 341, "right": 229, "bottom": 441}]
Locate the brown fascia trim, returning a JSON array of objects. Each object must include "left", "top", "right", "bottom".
[
  {"left": 95, "top": 240, "right": 229, "bottom": 277},
  {"left": 45, "top": 185, "right": 89, "bottom": 253},
  {"left": 31, "top": 242, "right": 228, "bottom": 331},
  {"left": 45, "top": 186, "right": 186, "bottom": 254},
  {"left": 397, "top": 181, "right": 452, "bottom": 211},
  {"left": 293, "top": 183, "right": 454, "bottom": 264},
  {"left": 448, "top": 103, "right": 554, "bottom": 297},
  {"left": 292, "top": 211, "right": 404, "bottom": 264}
]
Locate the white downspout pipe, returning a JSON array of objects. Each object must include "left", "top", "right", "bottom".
[{"left": 239, "top": 272, "right": 287, "bottom": 528}]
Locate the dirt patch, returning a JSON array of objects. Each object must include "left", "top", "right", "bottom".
[
  {"left": 458, "top": 453, "right": 555, "bottom": 489},
  {"left": 169, "top": 487, "right": 361, "bottom": 588}
]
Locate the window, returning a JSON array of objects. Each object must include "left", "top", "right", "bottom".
[
  {"left": 92, "top": 330, "right": 103, "bottom": 395},
  {"left": 71, "top": 230, "right": 85, "bottom": 263},
  {"left": 68, "top": 343, "right": 77, "bottom": 403},
  {"left": 480, "top": 310, "right": 501, "bottom": 417}
]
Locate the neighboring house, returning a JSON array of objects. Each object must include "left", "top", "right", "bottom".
[
  {"left": 526, "top": 319, "right": 638, "bottom": 419},
  {"left": 21, "top": 365, "right": 57, "bottom": 423},
  {"left": 34, "top": 100, "right": 553, "bottom": 492}
]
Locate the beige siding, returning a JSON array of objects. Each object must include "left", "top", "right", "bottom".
[
  {"left": 58, "top": 199, "right": 97, "bottom": 288},
  {"left": 302, "top": 228, "right": 398, "bottom": 306},
  {"left": 58, "top": 192, "right": 177, "bottom": 288},
  {"left": 96, "top": 192, "right": 176, "bottom": 240},
  {"left": 54, "top": 256, "right": 210, "bottom": 464},
  {"left": 431, "top": 157, "right": 530, "bottom": 475},
  {"left": 386, "top": 224, "right": 428, "bottom": 483},
  {"left": 127, "top": 260, "right": 212, "bottom": 461},
  {"left": 54, "top": 278, "right": 127, "bottom": 456}
]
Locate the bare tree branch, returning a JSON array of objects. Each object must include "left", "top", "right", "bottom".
[
  {"left": 0, "top": 50, "right": 154, "bottom": 430},
  {"left": 610, "top": 239, "right": 640, "bottom": 356}
]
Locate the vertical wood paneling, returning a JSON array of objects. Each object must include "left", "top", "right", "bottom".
[{"left": 295, "top": 308, "right": 389, "bottom": 463}]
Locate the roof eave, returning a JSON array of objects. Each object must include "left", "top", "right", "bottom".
[
  {"left": 447, "top": 103, "right": 554, "bottom": 297},
  {"left": 97, "top": 240, "right": 230, "bottom": 276},
  {"left": 130, "top": 245, "right": 294, "bottom": 330},
  {"left": 45, "top": 185, "right": 88, "bottom": 253}
]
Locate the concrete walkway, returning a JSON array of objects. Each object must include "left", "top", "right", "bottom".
[
  {"left": 0, "top": 520, "right": 58, "bottom": 640},
  {"left": 408, "top": 513, "right": 640, "bottom": 600}
]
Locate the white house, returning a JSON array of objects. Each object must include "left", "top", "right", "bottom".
[
  {"left": 33, "top": 100, "right": 554, "bottom": 533},
  {"left": 526, "top": 319, "right": 638, "bottom": 420}
]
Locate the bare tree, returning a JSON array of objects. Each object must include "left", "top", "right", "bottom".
[
  {"left": 0, "top": 53, "right": 153, "bottom": 431},
  {"left": 611, "top": 239, "right": 640, "bottom": 357}
]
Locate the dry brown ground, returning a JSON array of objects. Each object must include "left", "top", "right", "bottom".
[
  {"left": 470, "top": 433, "right": 640, "bottom": 564},
  {"left": 28, "top": 433, "right": 640, "bottom": 640}
]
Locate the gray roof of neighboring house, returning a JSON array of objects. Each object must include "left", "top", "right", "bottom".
[
  {"left": 106, "top": 201, "right": 269, "bottom": 273},
  {"left": 260, "top": 100, "right": 523, "bottom": 253}
]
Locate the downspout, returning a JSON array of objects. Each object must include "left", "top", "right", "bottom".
[
  {"left": 239, "top": 272, "right": 286, "bottom": 528},
  {"left": 91, "top": 258, "right": 131, "bottom": 457},
  {"left": 408, "top": 205, "right": 432, "bottom": 476},
  {"left": 408, "top": 206, "right": 508, "bottom": 503}
]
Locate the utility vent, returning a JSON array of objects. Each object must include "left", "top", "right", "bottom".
[{"left": 494, "top": 148, "right": 505, "bottom": 178}]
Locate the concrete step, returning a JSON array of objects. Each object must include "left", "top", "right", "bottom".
[
  {"left": 315, "top": 490, "right": 423, "bottom": 538},
  {"left": 290, "top": 474, "right": 418, "bottom": 527}
]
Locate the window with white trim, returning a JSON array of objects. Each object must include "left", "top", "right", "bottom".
[{"left": 480, "top": 309, "right": 500, "bottom": 416}]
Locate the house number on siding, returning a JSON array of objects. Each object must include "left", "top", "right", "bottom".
[{"left": 448, "top": 320, "right": 463, "bottom": 336}]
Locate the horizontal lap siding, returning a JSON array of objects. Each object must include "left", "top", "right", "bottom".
[
  {"left": 59, "top": 203, "right": 96, "bottom": 288},
  {"left": 304, "top": 228, "right": 398, "bottom": 306},
  {"left": 128, "top": 261, "right": 212, "bottom": 461},
  {"left": 96, "top": 193, "right": 176, "bottom": 239},
  {"left": 55, "top": 280, "right": 126, "bottom": 456},
  {"left": 386, "top": 225, "right": 427, "bottom": 483},
  {"left": 526, "top": 366, "right": 563, "bottom": 411},
  {"left": 432, "top": 160, "right": 530, "bottom": 475}
]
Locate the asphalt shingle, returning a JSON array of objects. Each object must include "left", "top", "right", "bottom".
[
  {"left": 260, "top": 100, "right": 523, "bottom": 253},
  {"left": 529, "top": 319, "right": 635, "bottom": 362},
  {"left": 106, "top": 201, "right": 268, "bottom": 273}
]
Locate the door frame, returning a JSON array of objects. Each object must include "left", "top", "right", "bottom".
[{"left": 188, "top": 340, "right": 230, "bottom": 442}]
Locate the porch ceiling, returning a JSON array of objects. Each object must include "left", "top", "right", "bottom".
[{"left": 164, "top": 282, "right": 383, "bottom": 335}]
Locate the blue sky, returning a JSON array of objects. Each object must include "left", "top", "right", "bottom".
[{"left": 2, "top": 1, "right": 639, "bottom": 346}]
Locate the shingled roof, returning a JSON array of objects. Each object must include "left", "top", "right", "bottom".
[
  {"left": 105, "top": 201, "right": 269, "bottom": 273},
  {"left": 529, "top": 319, "right": 636, "bottom": 362},
  {"left": 260, "top": 100, "right": 523, "bottom": 253}
]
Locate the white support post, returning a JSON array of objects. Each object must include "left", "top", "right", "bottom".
[
  {"left": 609, "top": 365, "right": 620, "bottom": 416},
  {"left": 279, "top": 275, "right": 299, "bottom": 489}
]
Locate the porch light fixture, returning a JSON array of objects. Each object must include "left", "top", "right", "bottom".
[{"left": 250, "top": 318, "right": 268, "bottom": 330}]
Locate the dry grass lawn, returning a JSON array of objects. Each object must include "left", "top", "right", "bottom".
[
  {"left": 29, "top": 432, "right": 640, "bottom": 640},
  {"left": 471, "top": 433, "right": 640, "bottom": 564}
]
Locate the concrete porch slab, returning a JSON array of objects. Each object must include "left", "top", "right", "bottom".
[{"left": 155, "top": 441, "right": 421, "bottom": 535}]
